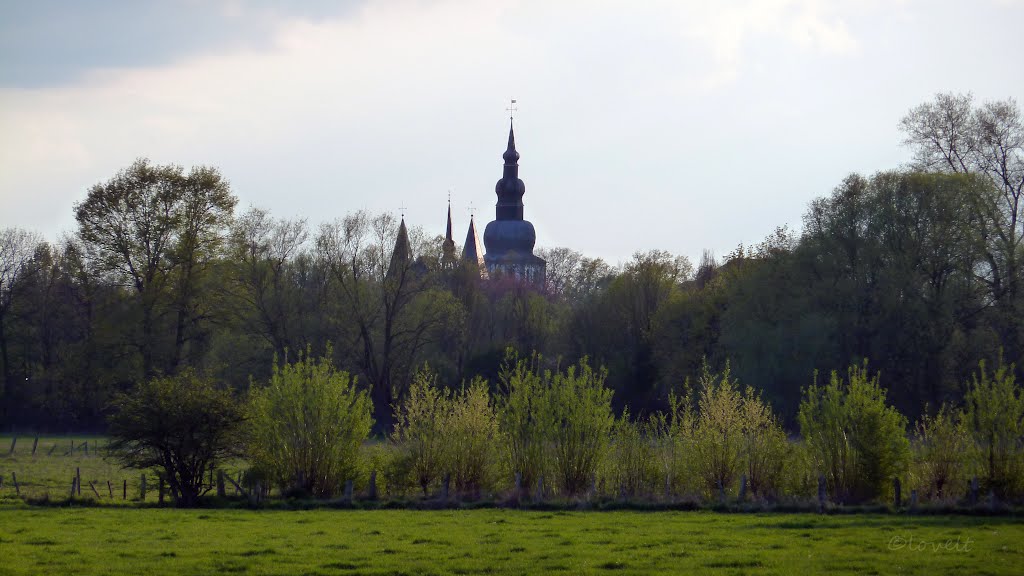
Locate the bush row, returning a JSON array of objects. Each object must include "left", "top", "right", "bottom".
[{"left": 106, "top": 350, "right": 1024, "bottom": 507}]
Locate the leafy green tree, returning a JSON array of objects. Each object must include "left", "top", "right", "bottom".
[
  {"left": 74, "top": 159, "right": 236, "bottom": 379},
  {"left": 247, "top": 347, "right": 373, "bottom": 497},
  {"left": 900, "top": 93, "right": 1024, "bottom": 355},
  {"left": 107, "top": 369, "right": 243, "bottom": 507}
]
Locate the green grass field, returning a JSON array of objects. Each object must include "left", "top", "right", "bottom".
[
  {"left": 1, "top": 508, "right": 1021, "bottom": 575},
  {"left": 3, "top": 436, "right": 1022, "bottom": 574}
]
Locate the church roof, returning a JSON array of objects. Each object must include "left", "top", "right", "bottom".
[
  {"left": 462, "top": 215, "right": 485, "bottom": 267},
  {"left": 387, "top": 217, "right": 412, "bottom": 279}
]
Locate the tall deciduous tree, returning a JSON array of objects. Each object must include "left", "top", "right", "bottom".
[
  {"left": 74, "top": 159, "right": 236, "bottom": 379},
  {"left": 316, "top": 211, "right": 461, "bottom": 430},
  {"left": 900, "top": 93, "right": 1024, "bottom": 351},
  {"left": 0, "top": 227, "right": 43, "bottom": 410}
]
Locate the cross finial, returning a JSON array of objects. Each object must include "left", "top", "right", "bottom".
[
  {"left": 506, "top": 98, "right": 518, "bottom": 120},
  {"left": 466, "top": 201, "right": 476, "bottom": 219},
  {"left": 448, "top": 189, "right": 452, "bottom": 206},
  {"left": 399, "top": 202, "right": 407, "bottom": 219}
]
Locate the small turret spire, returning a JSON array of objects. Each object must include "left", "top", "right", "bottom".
[{"left": 441, "top": 194, "right": 457, "bottom": 269}]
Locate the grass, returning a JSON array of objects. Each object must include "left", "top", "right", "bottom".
[
  {"left": 2, "top": 435, "right": 1023, "bottom": 574},
  {"left": 0, "top": 508, "right": 1021, "bottom": 575},
  {"left": 0, "top": 435, "right": 245, "bottom": 505}
]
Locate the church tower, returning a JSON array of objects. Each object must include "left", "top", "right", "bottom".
[
  {"left": 482, "top": 119, "right": 546, "bottom": 284},
  {"left": 440, "top": 199, "right": 458, "bottom": 270}
]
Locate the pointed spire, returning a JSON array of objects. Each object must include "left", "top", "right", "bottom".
[
  {"left": 441, "top": 198, "right": 457, "bottom": 269},
  {"left": 387, "top": 217, "right": 412, "bottom": 279},
  {"left": 503, "top": 120, "right": 520, "bottom": 165},
  {"left": 462, "top": 215, "right": 485, "bottom": 269},
  {"left": 445, "top": 199, "right": 453, "bottom": 242}
]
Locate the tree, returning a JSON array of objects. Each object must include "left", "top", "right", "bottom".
[
  {"left": 225, "top": 207, "right": 310, "bottom": 358},
  {"left": 107, "top": 369, "right": 244, "bottom": 507},
  {"left": 900, "top": 94, "right": 1024, "bottom": 354},
  {"left": 0, "top": 227, "right": 43, "bottom": 411},
  {"left": 74, "top": 158, "right": 236, "bottom": 378},
  {"left": 316, "top": 211, "right": 461, "bottom": 430}
]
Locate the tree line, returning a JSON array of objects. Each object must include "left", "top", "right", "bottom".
[{"left": 0, "top": 92, "right": 1021, "bottom": 433}]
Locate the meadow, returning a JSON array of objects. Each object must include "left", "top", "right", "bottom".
[
  {"left": 2, "top": 436, "right": 1023, "bottom": 575},
  {"left": 1, "top": 507, "right": 1021, "bottom": 575}
]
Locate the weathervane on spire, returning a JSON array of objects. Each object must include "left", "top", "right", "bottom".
[
  {"left": 399, "top": 202, "right": 407, "bottom": 219},
  {"left": 506, "top": 99, "right": 517, "bottom": 120},
  {"left": 467, "top": 201, "right": 477, "bottom": 219}
]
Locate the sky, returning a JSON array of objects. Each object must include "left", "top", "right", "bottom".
[{"left": 1, "top": 0, "right": 1022, "bottom": 266}]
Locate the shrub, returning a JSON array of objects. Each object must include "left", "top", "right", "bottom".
[
  {"left": 247, "top": 346, "right": 373, "bottom": 497},
  {"left": 391, "top": 367, "right": 450, "bottom": 495},
  {"left": 497, "top": 353, "right": 554, "bottom": 496},
  {"left": 659, "top": 388, "right": 699, "bottom": 496},
  {"left": 609, "top": 409, "right": 659, "bottom": 498},
  {"left": 497, "top": 353, "right": 614, "bottom": 497},
  {"left": 740, "top": 385, "right": 790, "bottom": 499},
  {"left": 691, "top": 364, "right": 744, "bottom": 497},
  {"left": 447, "top": 377, "right": 500, "bottom": 497},
  {"left": 962, "top": 358, "right": 1024, "bottom": 499},
  {"left": 548, "top": 359, "right": 615, "bottom": 496},
  {"left": 912, "top": 404, "right": 969, "bottom": 501},
  {"left": 107, "top": 369, "right": 243, "bottom": 508},
  {"left": 798, "top": 362, "right": 910, "bottom": 503}
]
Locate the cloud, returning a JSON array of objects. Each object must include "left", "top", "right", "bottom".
[{"left": 5, "top": 0, "right": 1020, "bottom": 266}]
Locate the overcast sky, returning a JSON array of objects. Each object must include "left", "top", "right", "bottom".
[{"left": 1, "top": 0, "right": 1022, "bottom": 266}]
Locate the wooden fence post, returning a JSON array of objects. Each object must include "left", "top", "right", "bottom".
[
  {"left": 107, "top": 480, "right": 113, "bottom": 498},
  {"left": 893, "top": 477, "right": 901, "bottom": 509},
  {"left": 7, "top": 436, "right": 15, "bottom": 455},
  {"left": 69, "top": 439, "right": 74, "bottom": 457},
  {"left": 88, "top": 481, "right": 101, "bottom": 499},
  {"left": 47, "top": 443, "right": 57, "bottom": 457},
  {"left": 76, "top": 467, "right": 82, "bottom": 496},
  {"left": 123, "top": 479, "right": 127, "bottom": 500},
  {"left": 217, "top": 471, "right": 225, "bottom": 498},
  {"left": 70, "top": 477, "right": 77, "bottom": 498},
  {"left": 158, "top": 475, "right": 165, "bottom": 505},
  {"left": 140, "top": 474, "right": 147, "bottom": 501},
  {"left": 12, "top": 472, "right": 19, "bottom": 496},
  {"left": 31, "top": 437, "right": 39, "bottom": 456},
  {"left": 83, "top": 441, "right": 88, "bottom": 457}
]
